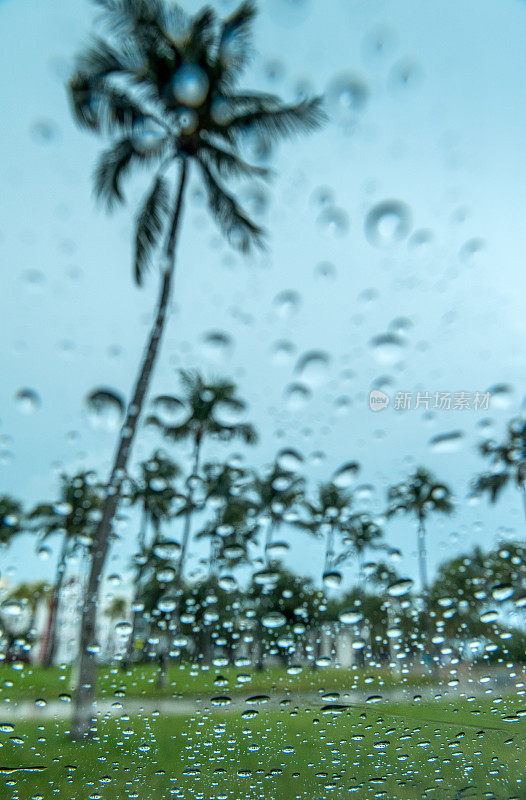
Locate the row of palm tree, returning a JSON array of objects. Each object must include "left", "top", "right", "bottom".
[
  {"left": 3, "top": 400, "right": 526, "bottom": 674},
  {"left": 3, "top": 534, "right": 525, "bottom": 671}
]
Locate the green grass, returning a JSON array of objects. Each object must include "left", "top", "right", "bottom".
[
  {"left": 0, "top": 662, "right": 433, "bottom": 703},
  {"left": 0, "top": 695, "right": 525, "bottom": 799}
]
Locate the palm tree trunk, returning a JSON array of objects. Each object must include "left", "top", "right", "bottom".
[
  {"left": 157, "top": 436, "right": 201, "bottom": 687},
  {"left": 416, "top": 518, "right": 428, "bottom": 593},
  {"left": 124, "top": 508, "right": 150, "bottom": 666},
  {"left": 264, "top": 521, "right": 276, "bottom": 566},
  {"left": 42, "top": 534, "right": 69, "bottom": 668},
  {"left": 323, "top": 524, "right": 335, "bottom": 576},
  {"left": 521, "top": 483, "right": 526, "bottom": 526},
  {"left": 417, "top": 516, "right": 438, "bottom": 674},
  {"left": 176, "top": 434, "right": 202, "bottom": 581},
  {"left": 71, "top": 160, "right": 189, "bottom": 740}
]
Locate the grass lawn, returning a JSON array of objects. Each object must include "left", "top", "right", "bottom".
[
  {"left": 0, "top": 695, "right": 525, "bottom": 799},
  {"left": 0, "top": 662, "right": 434, "bottom": 703}
]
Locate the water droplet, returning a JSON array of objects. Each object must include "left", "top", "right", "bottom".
[
  {"left": 326, "top": 72, "right": 369, "bottom": 125},
  {"left": 295, "top": 351, "right": 331, "bottom": 386},
  {"left": 152, "top": 395, "right": 187, "bottom": 427},
  {"left": 365, "top": 200, "right": 412, "bottom": 247},
  {"left": 369, "top": 333, "right": 406, "bottom": 365},
  {"left": 15, "top": 388, "right": 40, "bottom": 414},
  {"left": 153, "top": 540, "right": 181, "bottom": 559},
  {"left": 339, "top": 610, "right": 363, "bottom": 625},
  {"left": 218, "top": 575, "right": 237, "bottom": 591},
  {"left": 157, "top": 596, "right": 177, "bottom": 613},
  {"left": 115, "top": 621, "right": 132, "bottom": 635},
  {"left": 387, "top": 578, "right": 414, "bottom": 597},
  {"left": 270, "top": 339, "right": 296, "bottom": 366},
  {"left": 333, "top": 461, "right": 360, "bottom": 488},
  {"left": 172, "top": 64, "right": 210, "bottom": 108},
  {"left": 273, "top": 290, "right": 301, "bottom": 319},
  {"left": 314, "top": 261, "right": 337, "bottom": 281},
  {"left": 262, "top": 612, "right": 286, "bottom": 629},
  {"left": 492, "top": 584, "right": 514, "bottom": 602},
  {"left": 388, "top": 60, "right": 423, "bottom": 93},
  {"left": 480, "top": 610, "right": 498, "bottom": 624},
  {"left": 487, "top": 383, "right": 513, "bottom": 410},
  {"left": 31, "top": 118, "right": 59, "bottom": 143},
  {"left": 131, "top": 121, "right": 166, "bottom": 155},
  {"left": 253, "top": 570, "right": 279, "bottom": 587},
  {"left": 276, "top": 448, "right": 304, "bottom": 471},
  {"left": 323, "top": 570, "right": 342, "bottom": 588},
  {"left": 429, "top": 430, "right": 464, "bottom": 453},
  {"left": 284, "top": 383, "right": 311, "bottom": 410},
  {"left": 86, "top": 388, "right": 125, "bottom": 431},
  {"left": 200, "top": 331, "right": 234, "bottom": 362},
  {"left": 317, "top": 207, "right": 349, "bottom": 237}
]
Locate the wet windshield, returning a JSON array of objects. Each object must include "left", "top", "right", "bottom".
[{"left": 1, "top": 0, "right": 526, "bottom": 798}]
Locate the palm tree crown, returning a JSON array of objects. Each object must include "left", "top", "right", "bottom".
[
  {"left": 28, "top": 472, "right": 102, "bottom": 548},
  {"left": 387, "top": 467, "right": 453, "bottom": 523},
  {"left": 69, "top": 0, "right": 325, "bottom": 280},
  {"left": 148, "top": 369, "right": 257, "bottom": 446},
  {"left": 471, "top": 416, "right": 526, "bottom": 504},
  {"left": 0, "top": 496, "right": 23, "bottom": 548}
]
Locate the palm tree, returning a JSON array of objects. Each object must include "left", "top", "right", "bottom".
[
  {"left": 196, "top": 462, "right": 253, "bottom": 576},
  {"left": 251, "top": 462, "right": 304, "bottom": 566},
  {"left": 69, "top": 0, "right": 324, "bottom": 738},
  {"left": 386, "top": 467, "right": 453, "bottom": 594},
  {"left": 28, "top": 473, "right": 102, "bottom": 668},
  {"left": 339, "top": 512, "right": 385, "bottom": 583},
  {"left": 124, "top": 451, "right": 181, "bottom": 662},
  {"left": 148, "top": 370, "right": 257, "bottom": 582},
  {"left": 297, "top": 482, "right": 352, "bottom": 585},
  {"left": 471, "top": 416, "right": 526, "bottom": 524},
  {"left": 0, "top": 496, "right": 23, "bottom": 559}
]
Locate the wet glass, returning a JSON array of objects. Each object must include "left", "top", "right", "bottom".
[{"left": 1, "top": 0, "right": 526, "bottom": 797}]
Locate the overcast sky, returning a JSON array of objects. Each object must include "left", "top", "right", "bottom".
[{"left": 2, "top": 0, "right": 526, "bottom": 593}]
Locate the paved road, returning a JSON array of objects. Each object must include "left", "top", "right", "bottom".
[{"left": 0, "top": 675, "right": 519, "bottom": 721}]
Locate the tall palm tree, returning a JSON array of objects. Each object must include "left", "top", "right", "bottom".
[
  {"left": 148, "top": 370, "right": 257, "bottom": 581},
  {"left": 297, "top": 482, "right": 352, "bottom": 584},
  {"left": 251, "top": 462, "right": 304, "bottom": 566},
  {"left": 28, "top": 473, "right": 102, "bottom": 668},
  {"left": 339, "top": 512, "right": 385, "bottom": 583},
  {"left": 124, "top": 451, "right": 181, "bottom": 662},
  {"left": 0, "top": 496, "right": 23, "bottom": 558},
  {"left": 69, "top": 0, "right": 324, "bottom": 738},
  {"left": 471, "top": 416, "right": 526, "bottom": 524},
  {"left": 387, "top": 467, "right": 453, "bottom": 594}
]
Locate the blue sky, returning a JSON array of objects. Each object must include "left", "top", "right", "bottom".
[{"left": 1, "top": 0, "right": 526, "bottom": 590}]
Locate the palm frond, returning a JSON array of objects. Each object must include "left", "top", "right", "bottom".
[
  {"left": 75, "top": 36, "right": 132, "bottom": 80},
  {"left": 218, "top": 1, "right": 257, "bottom": 81},
  {"left": 186, "top": 6, "right": 217, "bottom": 55},
  {"left": 146, "top": 415, "right": 192, "bottom": 441},
  {"left": 91, "top": 0, "right": 169, "bottom": 37},
  {"left": 134, "top": 175, "right": 171, "bottom": 285},
  {"left": 199, "top": 162, "right": 265, "bottom": 252},
  {"left": 70, "top": 74, "right": 153, "bottom": 135},
  {"left": 198, "top": 139, "right": 270, "bottom": 180},
  {"left": 224, "top": 96, "right": 327, "bottom": 144},
  {"left": 93, "top": 137, "right": 137, "bottom": 207}
]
